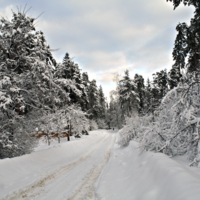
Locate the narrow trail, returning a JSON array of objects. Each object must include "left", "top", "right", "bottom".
[{"left": 1, "top": 130, "right": 116, "bottom": 200}]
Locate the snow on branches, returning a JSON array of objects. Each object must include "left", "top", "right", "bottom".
[{"left": 118, "top": 80, "right": 200, "bottom": 167}]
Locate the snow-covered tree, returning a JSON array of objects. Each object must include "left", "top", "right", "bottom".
[
  {"left": 144, "top": 78, "right": 153, "bottom": 113},
  {"left": 107, "top": 91, "right": 124, "bottom": 129},
  {"left": 55, "top": 53, "right": 88, "bottom": 110},
  {"left": 118, "top": 70, "right": 139, "bottom": 117},
  {"left": 89, "top": 120, "right": 98, "bottom": 130},
  {"left": 134, "top": 74, "right": 145, "bottom": 114},
  {"left": 87, "top": 79, "right": 101, "bottom": 119},
  {"left": 0, "top": 10, "right": 69, "bottom": 158},
  {"left": 98, "top": 85, "right": 106, "bottom": 118}
]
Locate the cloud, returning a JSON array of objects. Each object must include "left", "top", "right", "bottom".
[{"left": 0, "top": 5, "right": 15, "bottom": 19}]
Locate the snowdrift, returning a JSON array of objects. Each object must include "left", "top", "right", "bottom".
[{"left": 95, "top": 139, "right": 200, "bottom": 200}]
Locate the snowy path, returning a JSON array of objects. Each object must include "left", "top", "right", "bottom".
[
  {"left": 1, "top": 130, "right": 200, "bottom": 200},
  {"left": 0, "top": 130, "right": 115, "bottom": 200}
]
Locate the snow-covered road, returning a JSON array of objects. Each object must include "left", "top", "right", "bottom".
[
  {"left": 1, "top": 129, "right": 200, "bottom": 200},
  {"left": 0, "top": 130, "right": 115, "bottom": 200}
]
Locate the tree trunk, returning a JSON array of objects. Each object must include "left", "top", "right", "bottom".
[
  {"left": 195, "top": 51, "right": 197, "bottom": 78},
  {"left": 178, "top": 64, "right": 181, "bottom": 82},
  {"left": 58, "top": 136, "right": 60, "bottom": 143},
  {"left": 68, "top": 120, "right": 71, "bottom": 141}
]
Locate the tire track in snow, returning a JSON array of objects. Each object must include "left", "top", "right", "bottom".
[
  {"left": 1, "top": 134, "right": 110, "bottom": 200},
  {"left": 67, "top": 136, "right": 115, "bottom": 200}
]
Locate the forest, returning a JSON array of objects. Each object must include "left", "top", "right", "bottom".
[
  {"left": 0, "top": 9, "right": 107, "bottom": 159},
  {"left": 0, "top": 0, "right": 200, "bottom": 169}
]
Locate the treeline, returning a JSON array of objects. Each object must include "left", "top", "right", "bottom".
[
  {"left": 107, "top": 69, "right": 169, "bottom": 129},
  {"left": 117, "top": 0, "right": 200, "bottom": 166},
  {"left": 0, "top": 10, "right": 107, "bottom": 158}
]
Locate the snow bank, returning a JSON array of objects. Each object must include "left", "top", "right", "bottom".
[{"left": 95, "top": 139, "right": 200, "bottom": 200}]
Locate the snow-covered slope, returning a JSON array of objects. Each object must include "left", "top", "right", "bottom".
[
  {"left": 1, "top": 130, "right": 200, "bottom": 200},
  {"left": 95, "top": 136, "right": 200, "bottom": 200}
]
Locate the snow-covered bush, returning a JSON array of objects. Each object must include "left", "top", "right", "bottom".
[
  {"left": 89, "top": 120, "right": 98, "bottom": 130},
  {"left": 152, "top": 80, "right": 200, "bottom": 164},
  {"left": 118, "top": 114, "right": 154, "bottom": 147},
  {"left": 69, "top": 106, "right": 90, "bottom": 137},
  {"left": 119, "top": 78, "right": 200, "bottom": 166},
  {"left": 97, "top": 119, "right": 107, "bottom": 129}
]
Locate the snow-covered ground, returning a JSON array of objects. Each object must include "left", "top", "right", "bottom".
[{"left": 1, "top": 130, "right": 200, "bottom": 200}]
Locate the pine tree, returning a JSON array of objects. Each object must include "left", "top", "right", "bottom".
[
  {"left": 152, "top": 69, "right": 169, "bottom": 98},
  {"left": 172, "top": 23, "right": 188, "bottom": 80},
  {"left": 107, "top": 91, "right": 123, "bottom": 129},
  {"left": 118, "top": 70, "right": 139, "bottom": 117},
  {"left": 186, "top": 16, "right": 200, "bottom": 75},
  {"left": 98, "top": 85, "right": 106, "bottom": 118},
  {"left": 88, "top": 79, "right": 100, "bottom": 119},
  {"left": 134, "top": 74, "right": 145, "bottom": 114},
  {"left": 168, "top": 0, "right": 200, "bottom": 77},
  {"left": 55, "top": 53, "right": 89, "bottom": 109},
  {"left": 81, "top": 72, "right": 90, "bottom": 111},
  {"left": 144, "top": 78, "right": 153, "bottom": 113},
  {"left": 168, "top": 66, "right": 180, "bottom": 89}
]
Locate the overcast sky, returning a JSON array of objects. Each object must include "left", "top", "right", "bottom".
[{"left": 0, "top": 0, "right": 195, "bottom": 101}]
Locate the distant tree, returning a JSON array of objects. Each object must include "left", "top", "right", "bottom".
[
  {"left": 168, "top": 66, "right": 180, "bottom": 89},
  {"left": 152, "top": 69, "right": 169, "bottom": 98},
  {"left": 172, "top": 23, "right": 188, "bottom": 80},
  {"left": 144, "top": 78, "right": 153, "bottom": 113},
  {"left": 108, "top": 91, "right": 124, "bottom": 129},
  {"left": 134, "top": 74, "right": 145, "bottom": 114},
  {"left": 118, "top": 70, "right": 139, "bottom": 117},
  {"left": 98, "top": 85, "right": 106, "bottom": 118},
  {"left": 88, "top": 79, "right": 100, "bottom": 119}
]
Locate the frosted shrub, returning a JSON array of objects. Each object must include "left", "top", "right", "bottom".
[
  {"left": 90, "top": 120, "right": 98, "bottom": 130},
  {"left": 70, "top": 107, "right": 90, "bottom": 137},
  {"left": 97, "top": 119, "right": 107, "bottom": 129},
  {"left": 118, "top": 79, "right": 200, "bottom": 166},
  {"left": 149, "top": 81, "right": 200, "bottom": 163},
  {"left": 118, "top": 114, "right": 154, "bottom": 147}
]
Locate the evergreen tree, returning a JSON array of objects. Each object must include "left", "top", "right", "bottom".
[
  {"left": 118, "top": 70, "right": 139, "bottom": 117},
  {"left": 151, "top": 69, "right": 169, "bottom": 112},
  {"left": 98, "top": 85, "right": 106, "bottom": 118},
  {"left": 168, "top": 0, "right": 200, "bottom": 77},
  {"left": 186, "top": 16, "right": 200, "bottom": 74},
  {"left": 88, "top": 79, "right": 100, "bottom": 119},
  {"left": 152, "top": 69, "right": 169, "bottom": 98},
  {"left": 144, "top": 78, "right": 153, "bottom": 113},
  {"left": 55, "top": 53, "right": 89, "bottom": 109},
  {"left": 80, "top": 72, "right": 90, "bottom": 111},
  {"left": 172, "top": 23, "right": 188, "bottom": 80},
  {"left": 107, "top": 91, "right": 123, "bottom": 129},
  {"left": 134, "top": 74, "right": 145, "bottom": 114},
  {"left": 168, "top": 66, "right": 180, "bottom": 89}
]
